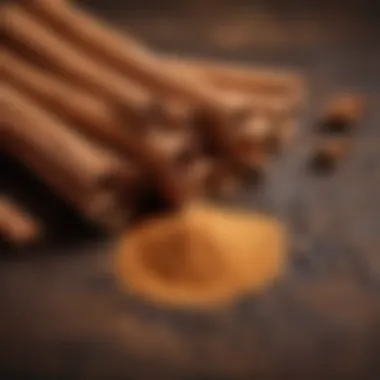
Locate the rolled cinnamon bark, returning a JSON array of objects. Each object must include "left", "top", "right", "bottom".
[
  {"left": 2, "top": 49, "right": 142, "bottom": 153},
  {"left": 3, "top": 48, "right": 281, "bottom": 171},
  {"left": 0, "top": 196, "right": 43, "bottom": 247},
  {"left": 223, "top": 90, "right": 300, "bottom": 116},
  {"left": 1, "top": 84, "right": 133, "bottom": 227},
  {"left": 4, "top": 54, "right": 203, "bottom": 208},
  {"left": 163, "top": 54, "right": 305, "bottom": 99},
  {"left": 22, "top": 0, "right": 253, "bottom": 168},
  {"left": 3, "top": 4, "right": 155, "bottom": 122},
  {"left": 4, "top": 132, "right": 131, "bottom": 230},
  {"left": 25, "top": 1, "right": 305, "bottom": 104},
  {"left": 1, "top": 83, "right": 129, "bottom": 191},
  {"left": 3, "top": 49, "right": 289, "bottom": 184},
  {"left": 4, "top": 48, "right": 195, "bottom": 193},
  {"left": 24, "top": 0, "right": 232, "bottom": 108}
]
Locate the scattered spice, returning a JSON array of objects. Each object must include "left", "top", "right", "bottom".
[
  {"left": 318, "top": 93, "right": 366, "bottom": 134},
  {"left": 309, "top": 137, "right": 351, "bottom": 173},
  {"left": 115, "top": 203, "right": 287, "bottom": 307}
]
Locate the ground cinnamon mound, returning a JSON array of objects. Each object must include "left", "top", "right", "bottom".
[{"left": 114, "top": 203, "right": 287, "bottom": 308}]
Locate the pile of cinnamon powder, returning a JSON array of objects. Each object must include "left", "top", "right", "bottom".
[{"left": 115, "top": 203, "right": 287, "bottom": 307}]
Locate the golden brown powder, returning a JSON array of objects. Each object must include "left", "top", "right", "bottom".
[{"left": 114, "top": 203, "right": 287, "bottom": 308}]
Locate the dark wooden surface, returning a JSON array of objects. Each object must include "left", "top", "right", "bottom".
[{"left": 1, "top": 1, "right": 379, "bottom": 379}]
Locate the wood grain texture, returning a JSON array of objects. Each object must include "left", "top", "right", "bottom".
[{"left": 0, "top": 1, "right": 379, "bottom": 379}]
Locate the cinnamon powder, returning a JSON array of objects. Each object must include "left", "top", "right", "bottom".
[{"left": 115, "top": 203, "right": 287, "bottom": 307}]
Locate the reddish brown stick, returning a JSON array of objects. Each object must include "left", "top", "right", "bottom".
[
  {"left": 3, "top": 48, "right": 287, "bottom": 168},
  {"left": 3, "top": 49, "right": 195, "bottom": 162},
  {"left": 23, "top": 0, "right": 252, "bottom": 169},
  {"left": 1, "top": 84, "right": 135, "bottom": 227},
  {"left": 25, "top": 0, "right": 237, "bottom": 108},
  {"left": 3, "top": 50, "right": 192, "bottom": 206},
  {"left": 162, "top": 54, "right": 305, "bottom": 100},
  {"left": 1, "top": 83, "right": 127, "bottom": 191},
  {"left": 3, "top": 4, "right": 156, "bottom": 122},
  {"left": 29, "top": 1, "right": 305, "bottom": 110}
]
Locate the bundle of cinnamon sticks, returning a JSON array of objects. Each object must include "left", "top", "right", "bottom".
[{"left": 1, "top": 0, "right": 306, "bottom": 248}]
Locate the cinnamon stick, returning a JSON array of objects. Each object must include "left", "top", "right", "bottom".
[
  {"left": 2, "top": 52, "right": 273, "bottom": 189},
  {"left": 224, "top": 90, "right": 300, "bottom": 116},
  {"left": 0, "top": 196, "right": 43, "bottom": 247},
  {"left": 1, "top": 84, "right": 133, "bottom": 227},
  {"left": 3, "top": 4, "right": 155, "bottom": 122},
  {"left": 3, "top": 49, "right": 277, "bottom": 175},
  {"left": 23, "top": 0, "right": 253, "bottom": 169},
  {"left": 3, "top": 49, "right": 195, "bottom": 204},
  {"left": 27, "top": 1, "right": 304, "bottom": 103},
  {"left": 2, "top": 49, "right": 143, "bottom": 157},
  {"left": 1, "top": 83, "right": 129, "bottom": 191},
  {"left": 24, "top": 0, "right": 233, "bottom": 108},
  {"left": 4, "top": 131, "right": 131, "bottom": 230},
  {"left": 163, "top": 54, "right": 305, "bottom": 100}
]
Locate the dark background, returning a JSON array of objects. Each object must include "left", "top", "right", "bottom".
[{"left": 1, "top": 1, "right": 379, "bottom": 379}]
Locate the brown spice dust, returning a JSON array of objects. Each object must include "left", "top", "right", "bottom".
[{"left": 114, "top": 203, "right": 287, "bottom": 308}]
